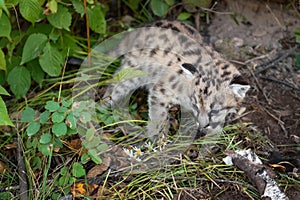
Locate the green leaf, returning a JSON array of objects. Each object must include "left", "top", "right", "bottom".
[
  {"left": 88, "top": 149, "right": 102, "bottom": 164},
  {"left": 26, "top": 59, "right": 45, "bottom": 84},
  {"left": 52, "top": 111, "right": 65, "bottom": 123},
  {"left": 27, "top": 122, "right": 41, "bottom": 136},
  {"left": 114, "top": 68, "right": 147, "bottom": 81},
  {"left": 46, "top": 4, "right": 72, "bottom": 31},
  {"left": 39, "top": 110, "right": 50, "bottom": 124},
  {"left": 81, "top": 153, "right": 90, "bottom": 164},
  {"left": 39, "top": 42, "right": 63, "bottom": 76},
  {"left": 165, "top": 0, "right": 174, "bottom": 6},
  {"left": 72, "top": 162, "right": 85, "bottom": 178},
  {"left": 57, "top": 106, "right": 68, "bottom": 113},
  {"left": 62, "top": 99, "right": 73, "bottom": 107},
  {"left": 0, "top": 14, "right": 11, "bottom": 41},
  {"left": 96, "top": 143, "right": 108, "bottom": 152},
  {"left": 85, "top": 128, "right": 94, "bottom": 141},
  {"left": 0, "top": 97, "right": 14, "bottom": 126},
  {"left": 7, "top": 66, "right": 31, "bottom": 99},
  {"left": 19, "top": 0, "right": 41, "bottom": 24},
  {"left": 0, "top": 85, "right": 9, "bottom": 96},
  {"left": 48, "top": 0, "right": 57, "bottom": 13},
  {"left": 40, "top": 133, "right": 52, "bottom": 144},
  {"left": 177, "top": 12, "right": 192, "bottom": 20},
  {"left": 39, "top": 143, "right": 51, "bottom": 155},
  {"left": 66, "top": 112, "right": 76, "bottom": 129},
  {"left": 72, "top": 0, "right": 85, "bottom": 17},
  {"left": 150, "top": 0, "right": 169, "bottom": 17},
  {"left": 21, "top": 33, "right": 48, "bottom": 64},
  {"left": 52, "top": 122, "right": 67, "bottom": 137},
  {"left": 21, "top": 107, "right": 35, "bottom": 122},
  {"left": 88, "top": 4, "right": 106, "bottom": 34},
  {"left": 0, "top": 0, "right": 10, "bottom": 16},
  {"left": 0, "top": 49, "right": 6, "bottom": 71},
  {"left": 45, "top": 101, "right": 60, "bottom": 112}
]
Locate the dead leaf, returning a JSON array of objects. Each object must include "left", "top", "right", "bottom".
[
  {"left": 87, "top": 164, "right": 109, "bottom": 178},
  {"left": 0, "top": 161, "right": 8, "bottom": 173},
  {"left": 71, "top": 183, "right": 99, "bottom": 197}
]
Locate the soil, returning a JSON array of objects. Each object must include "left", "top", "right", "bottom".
[{"left": 203, "top": 0, "right": 300, "bottom": 199}]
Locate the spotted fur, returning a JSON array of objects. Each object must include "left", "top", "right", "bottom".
[{"left": 104, "top": 20, "right": 250, "bottom": 141}]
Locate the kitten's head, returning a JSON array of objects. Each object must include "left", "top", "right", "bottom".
[{"left": 181, "top": 63, "right": 250, "bottom": 135}]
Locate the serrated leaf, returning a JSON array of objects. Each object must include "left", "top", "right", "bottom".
[
  {"left": 39, "top": 110, "right": 50, "bottom": 124},
  {"left": 19, "top": 0, "right": 41, "bottom": 24},
  {"left": 45, "top": 101, "right": 60, "bottom": 112},
  {"left": 40, "top": 133, "right": 52, "bottom": 144},
  {"left": 0, "top": 14, "right": 11, "bottom": 41},
  {"left": 72, "top": 0, "right": 85, "bottom": 16},
  {"left": 52, "top": 111, "right": 65, "bottom": 123},
  {"left": 87, "top": 4, "right": 106, "bottom": 34},
  {"left": 46, "top": 4, "right": 71, "bottom": 31},
  {"left": 21, "top": 33, "right": 48, "bottom": 64},
  {"left": 72, "top": 162, "right": 85, "bottom": 178},
  {"left": 52, "top": 122, "right": 67, "bottom": 136},
  {"left": 39, "top": 42, "right": 63, "bottom": 76},
  {"left": 0, "top": 97, "right": 14, "bottom": 126},
  {"left": 7, "top": 66, "right": 31, "bottom": 99},
  {"left": 150, "top": 0, "right": 169, "bottom": 17},
  {"left": 0, "top": 49, "right": 6, "bottom": 71},
  {"left": 21, "top": 107, "right": 35, "bottom": 122},
  {"left": 27, "top": 122, "right": 41, "bottom": 136}
]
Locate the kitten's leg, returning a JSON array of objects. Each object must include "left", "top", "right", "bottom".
[{"left": 147, "top": 85, "right": 171, "bottom": 142}]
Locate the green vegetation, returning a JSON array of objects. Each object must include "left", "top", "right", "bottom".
[{"left": 0, "top": 0, "right": 299, "bottom": 199}]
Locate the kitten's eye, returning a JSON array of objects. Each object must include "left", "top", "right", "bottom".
[{"left": 210, "top": 109, "right": 220, "bottom": 115}]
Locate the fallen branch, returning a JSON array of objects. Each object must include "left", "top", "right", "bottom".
[
  {"left": 254, "top": 44, "right": 299, "bottom": 74},
  {"left": 258, "top": 75, "right": 300, "bottom": 91},
  {"left": 16, "top": 137, "right": 28, "bottom": 200},
  {"left": 224, "top": 149, "right": 289, "bottom": 200}
]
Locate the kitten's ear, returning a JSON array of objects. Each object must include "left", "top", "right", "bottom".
[
  {"left": 181, "top": 63, "right": 198, "bottom": 79},
  {"left": 229, "top": 76, "right": 250, "bottom": 98}
]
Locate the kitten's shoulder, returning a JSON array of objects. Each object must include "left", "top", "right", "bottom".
[{"left": 146, "top": 20, "right": 203, "bottom": 43}]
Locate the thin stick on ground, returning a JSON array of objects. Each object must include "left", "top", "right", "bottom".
[{"left": 16, "top": 137, "right": 28, "bottom": 200}]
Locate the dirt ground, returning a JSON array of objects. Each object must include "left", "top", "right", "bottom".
[{"left": 205, "top": 0, "right": 300, "bottom": 199}]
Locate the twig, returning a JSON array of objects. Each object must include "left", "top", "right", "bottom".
[
  {"left": 16, "top": 137, "right": 28, "bottom": 200},
  {"left": 249, "top": 68, "right": 271, "bottom": 104},
  {"left": 265, "top": 4, "right": 284, "bottom": 30},
  {"left": 258, "top": 75, "right": 300, "bottom": 91},
  {"left": 254, "top": 44, "right": 299, "bottom": 74}
]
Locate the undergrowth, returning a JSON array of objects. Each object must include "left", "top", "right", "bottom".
[{"left": 1, "top": 0, "right": 300, "bottom": 199}]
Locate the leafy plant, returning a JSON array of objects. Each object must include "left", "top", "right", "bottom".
[
  {"left": 0, "top": 85, "right": 13, "bottom": 126},
  {"left": 22, "top": 99, "right": 76, "bottom": 155},
  {"left": 0, "top": 0, "right": 108, "bottom": 100}
]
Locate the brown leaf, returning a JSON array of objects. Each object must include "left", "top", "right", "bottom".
[{"left": 87, "top": 164, "right": 109, "bottom": 178}]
